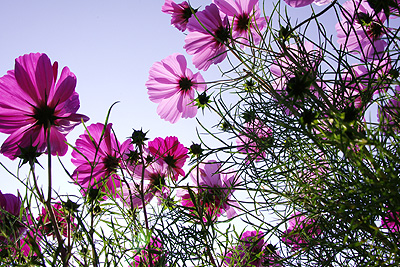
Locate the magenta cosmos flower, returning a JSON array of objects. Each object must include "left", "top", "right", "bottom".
[
  {"left": 381, "top": 210, "right": 400, "bottom": 232},
  {"left": 184, "top": 3, "right": 230, "bottom": 71},
  {"left": 224, "top": 231, "right": 280, "bottom": 267},
  {"left": 284, "top": 0, "right": 331, "bottom": 8},
  {"left": 281, "top": 212, "right": 321, "bottom": 250},
  {"left": 236, "top": 119, "right": 272, "bottom": 162},
  {"left": 336, "top": 0, "right": 387, "bottom": 61},
  {"left": 146, "top": 53, "right": 206, "bottom": 123},
  {"left": 38, "top": 202, "right": 76, "bottom": 238},
  {"left": 0, "top": 53, "right": 89, "bottom": 160},
  {"left": 19, "top": 214, "right": 42, "bottom": 257},
  {"left": 130, "top": 237, "right": 164, "bottom": 266},
  {"left": 148, "top": 136, "right": 189, "bottom": 179},
  {"left": 177, "top": 160, "right": 241, "bottom": 222},
  {"left": 71, "top": 123, "right": 132, "bottom": 198},
  {"left": 0, "top": 191, "right": 27, "bottom": 244},
  {"left": 162, "top": 0, "right": 196, "bottom": 31},
  {"left": 214, "top": 0, "right": 267, "bottom": 46}
]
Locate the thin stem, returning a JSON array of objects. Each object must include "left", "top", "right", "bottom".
[
  {"left": 45, "top": 125, "right": 69, "bottom": 266},
  {"left": 138, "top": 144, "right": 153, "bottom": 267}
]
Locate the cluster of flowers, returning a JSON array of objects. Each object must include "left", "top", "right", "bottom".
[
  {"left": 0, "top": 190, "right": 76, "bottom": 257},
  {"left": 0, "top": 50, "right": 244, "bottom": 264},
  {"left": 158, "top": 0, "right": 400, "bottom": 258},
  {"left": 1, "top": 0, "right": 400, "bottom": 264},
  {"left": 148, "top": 0, "right": 267, "bottom": 123}
]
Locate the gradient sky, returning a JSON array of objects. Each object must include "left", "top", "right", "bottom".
[{"left": 0, "top": 0, "right": 220, "bottom": 194}]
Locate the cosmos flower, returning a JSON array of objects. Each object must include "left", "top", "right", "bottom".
[
  {"left": 131, "top": 237, "right": 164, "bottom": 266},
  {"left": 281, "top": 212, "right": 321, "bottom": 250},
  {"left": 131, "top": 158, "right": 171, "bottom": 205},
  {"left": 0, "top": 191, "right": 27, "bottom": 244},
  {"left": 283, "top": 0, "right": 331, "bottom": 7},
  {"left": 71, "top": 123, "right": 132, "bottom": 198},
  {"left": 146, "top": 53, "right": 206, "bottom": 123},
  {"left": 336, "top": 0, "right": 387, "bottom": 61},
  {"left": 148, "top": 136, "right": 189, "bottom": 179},
  {"left": 121, "top": 152, "right": 172, "bottom": 208},
  {"left": 381, "top": 210, "right": 400, "bottom": 232},
  {"left": 214, "top": 0, "right": 267, "bottom": 46},
  {"left": 270, "top": 41, "right": 322, "bottom": 115},
  {"left": 19, "top": 215, "right": 42, "bottom": 257},
  {"left": 162, "top": 0, "right": 196, "bottom": 31},
  {"left": 177, "top": 160, "right": 241, "bottom": 222},
  {"left": 0, "top": 53, "right": 89, "bottom": 160},
  {"left": 236, "top": 119, "right": 272, "bottom": 162},
  {"left": 38, "top": 202, "right": 76, "bottom": 238},
  {"left": 224, "top": 231, "right": 280, "bottom": 267},
  {"left": 184, "top": 3, "right": 230, "bottom": 71}
]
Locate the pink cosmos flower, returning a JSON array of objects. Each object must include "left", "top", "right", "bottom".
[
  {"left": 148, "top": 136, "right": 189, "bottom": 179},
  {"left": 281, "top": 212, "right": 321, "bottom": 250},
  {"left": 146, "top": 53, "right": 206, "bottom": 123},
  {"left": 131, "top": 237, "right": 164, "bottom": 266},
  {"left": 214, "top": 0, "right": 267, "bottom": 46},
  {"left": 0, "top": 53, "right": 89, "bottom": 160},
  {"left": 378, "top": 85, "right": 400, "bottom": 133},
  {"left": 270, "top": 41, "right": 322, "bottom": 115},
  {"left": 336, "top": 0, "right": 387, "bottom": 61},
  {"left": 38, "top": 202, "right": 76, "bottom": 238},
  {"left": 284, "top": 0, "right": 331, "bottom": 8},
  {"left": 177, "top": 160, "right": 241, "bottom": 222},
  {"left": 381, "top": 210, "right": 400, "bottom": 232},
  {"left": 121, "top": 156, "right": 171, "bottom": 208},
  {"left": 0, "top": 191, "right": 27, "bottom": 244},
  {"left": 236, "top": 119, "right": 272, "bottom": 162},
  {"left": 162, "top": 0, "right": 196, "bottom": 31},
  {"left": 224, "top": 231, "right": 281, "bottom": 267},
  {"left": 71, "top": 123, "right": 132, "bottom": 198},
  {"left": 184, "top": 3, "right": 230, "bottom": 71}
]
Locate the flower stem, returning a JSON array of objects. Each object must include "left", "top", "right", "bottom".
[{"left": 138, "top": 144, "right": 154, "bottom": 267}]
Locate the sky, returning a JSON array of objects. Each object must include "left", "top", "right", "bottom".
[{"left": 0, "top": 0, "right": 223, "bottom": 195}]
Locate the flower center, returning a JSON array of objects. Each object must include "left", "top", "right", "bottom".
[
  {"left": 236, "top": 13, "right": 250, "bottom": 32},
  {"left": 103, "top": 155, "right": 119, "bottom": 174},
  {"left": 150, "top": 173, "right": 166, "bottom": 190},
  {"left": 32, "top": 104, "right": 57, "bottom": 130},
  {"left": 214, "top": 26, "right": 230, "bottom": 44},
  {"left": 368, "top": 22, "right": 384, "bottom": 40},
  {"left": 164, "top": 154, "right": 177, "bottom": 168},
  {"left": 202, "top": 187, "right": 223, "bottom": 208},
  {"left": 179, "top": 77, "right": 193, "bottom": 92},
  {"left": 357, "top": 12, "right": 383, "bottom": 40}
]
